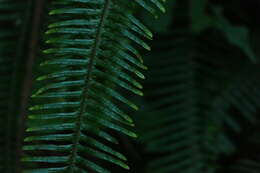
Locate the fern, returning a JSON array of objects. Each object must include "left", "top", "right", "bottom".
[
  {"left": 22, "top": 0, "right": 164, "bottom": 172},
  {"left": 1, "top": 0, "right": 259, "bottom": 172},
  {"left": 139, "top": 30, "right": 260, "bottom": 173}
]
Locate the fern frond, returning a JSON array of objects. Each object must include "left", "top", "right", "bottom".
[
  {"left": 139, "top": 31, "right": 260, "bottom": 173},
  {"left": 22, "top": 0, "right": 164, "bottom": 172}
]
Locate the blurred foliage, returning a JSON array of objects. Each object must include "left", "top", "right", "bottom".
[
  {"left": 1, "top": 0, "right": 260, "bottom": 173},
  {"left": 120, "top": 0, "right": 260, "bottom": 173}
]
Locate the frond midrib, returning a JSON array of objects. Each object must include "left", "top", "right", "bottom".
[{"left": 69, "top": 0, "right": 111, "bottom": 170}]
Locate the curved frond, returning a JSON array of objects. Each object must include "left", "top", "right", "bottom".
[{"left": 22, "top": 0, "right": 165, "bottom": 172}]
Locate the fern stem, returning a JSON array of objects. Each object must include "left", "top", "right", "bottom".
[{"left": 69, "top": 0, "right": 111, "bottom": 171}]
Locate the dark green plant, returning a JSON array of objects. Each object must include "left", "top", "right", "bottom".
[
  {"left": 1, "top": 0, "right": 165, "bottom": 172},
  {"left": 1, "top": 0, "right": 260, "bottom": 173},
  {"left": 22, "top": 0, "right": 165, "bottom": 172},
  {"left": 139, "top": 33, "right": 260, "bottom": 173},
  {"left": 133, "top": 1, "right": 260, "bottom": 173}
]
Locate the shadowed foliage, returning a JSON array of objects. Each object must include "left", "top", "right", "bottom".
[{"left": 1, "top": 0, "right": 260, "bottom": 173}]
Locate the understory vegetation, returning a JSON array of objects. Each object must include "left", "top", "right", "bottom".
[{"left": 0, "top": 0, "right": 260, "bottom": 172}]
